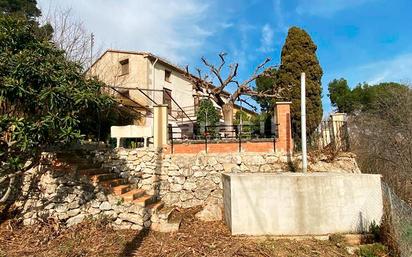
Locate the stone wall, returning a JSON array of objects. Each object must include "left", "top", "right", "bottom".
[
  {"left": 17, "top": 153, "right": 156, "bottom": 230},
  {"left": 93, "top": 148, "right": 162, "bottom": 194},
  {"left": 91, "top": 148, "right": 360, "bottom": 209},
  {"left": 16, "top": 148, "right": 361, "bottom": 228}
]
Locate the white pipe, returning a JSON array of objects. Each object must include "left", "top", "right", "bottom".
[
  {"left": 151, "top": 58, "right": 159, "bottom": 107},
  {"left": 301, "top": 72, "right": 307, "bottom": 173}
]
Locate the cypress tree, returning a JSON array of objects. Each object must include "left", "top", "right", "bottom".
[{"left": 277, "top": 26, "right": 323, "bottom": 140}]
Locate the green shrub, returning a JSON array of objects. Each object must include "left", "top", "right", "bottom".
[
  {"left": 369, "top": 220, "right": 381, "bottom": 241},
  {"left": 196, "top": 99, "right": 220, "bottom": 138},
  {"left": 358, "top": 243, "right": 387, "bottom": 257}
]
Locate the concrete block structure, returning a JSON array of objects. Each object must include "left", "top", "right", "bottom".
[{"left": 223, "top": 172, "right": 383, "bottom": 236}]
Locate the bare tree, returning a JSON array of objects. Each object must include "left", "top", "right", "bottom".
[
  {"left": 185, "top": 52, "right": 288, "bottom": 126},
  {"left": 349, "top": 85, "right": 412, "bottom": 204},
  {"left": 40, "top": 6, "right": 100, "bottom": 67}
]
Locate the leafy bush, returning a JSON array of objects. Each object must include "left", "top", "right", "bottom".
[{"left": 0, "top": 15, "right": 113, "bottom": 202}]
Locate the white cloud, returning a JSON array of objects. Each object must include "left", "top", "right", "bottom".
[
  {"left": 258, "top": 24, "right": 274, "bottom": 53},
  {"left": 358, "top": 53, "right": 412, "bottom": 84},
  {"left": 38, "top": 0, "right": 227, "bottom": 64},
  {"left": 296, "top": 0, "right": 375, "bottom": 17},
  {"left": 326, "top": 53, "right": 412, "bottom": 88}
]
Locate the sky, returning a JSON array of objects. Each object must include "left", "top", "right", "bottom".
[{"left": 38, "top": 0, "right": 412, "bottom": 115}]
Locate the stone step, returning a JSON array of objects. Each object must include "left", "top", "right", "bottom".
[
  {"left": 100, "top": 178, "right": 127, "bottom": 188},
  {"left": 90, "top": 173, "right": 119, "bottom": 182},
  {"left": 146, "top": 201, "right": 164, "bottom": 214},
  {"left": 78, "top": 168, "right": 107, "bottom": 176},
  {"left": 78, "top": 164, "right": 101, "bottom": 170},
  {"left": 121, "top": 189, "right": 146, "bottom": 202},
  {"left": 151, "top": 217, "right": 181, "bottom": 233},
  {"left": 133, "top": 194, "right": 157, "bottom": 207},
  {"left": 111, "top": 185, "right": 131, "bottom": 195},
  {"left": 157, "top": 206, "right": 176, "bottom": 221}
]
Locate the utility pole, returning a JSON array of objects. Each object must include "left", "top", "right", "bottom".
[
  {"left": 301, "top": 72, "right": 307, "bottom": 173},
  {"left": 90, "top": 33, "right": 94, "bottom": 74}
]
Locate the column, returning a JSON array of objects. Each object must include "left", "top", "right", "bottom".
[
  {"left": 153, "top": 104, "right": 169, "bottom": 150},
  {"left": 274, "top": 102, "right": 293, "bottom": 154}
]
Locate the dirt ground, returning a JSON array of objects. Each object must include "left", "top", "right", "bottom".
[{"left": 0, "top": 207, "right": 356, "bottom": 257}]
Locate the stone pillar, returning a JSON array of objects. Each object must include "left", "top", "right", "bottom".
[
  {"left": 330, "top": 113, "right": 347, "bottom": 150},
  {"left": 274, "top": 102, "right": 293, "bottom": 154},
  {"left": 153, "top": 104, "right": 169, "bottom": 150}
]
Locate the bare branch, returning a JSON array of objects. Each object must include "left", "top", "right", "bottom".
[{"left": 40, "top": 6, "right": 98, "bottom": 67}]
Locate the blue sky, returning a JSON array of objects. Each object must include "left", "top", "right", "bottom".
[{"left": 38, "top": 0, "right": 412, "bottom": 115}]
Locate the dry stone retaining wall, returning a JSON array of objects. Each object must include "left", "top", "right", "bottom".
[
  {"left": 17, "top": 153, "right": 156, "bottom": 230},
  {"left": 17, "top": 148, "right": 360, "bottom": 228},
  {"left": 92, "top": 148, "right": 360, "bottom": 209}
]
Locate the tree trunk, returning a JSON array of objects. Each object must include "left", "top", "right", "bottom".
[{"left": 222, "top": 103, "right": 234, "bottom": 137}]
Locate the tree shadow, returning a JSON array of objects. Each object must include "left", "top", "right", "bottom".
[
  {"left": 118, "top": 228, "right": 149, "bottom": 257},
  {"left": 117, "top": 147, "right": 163, "bottom": 256}
]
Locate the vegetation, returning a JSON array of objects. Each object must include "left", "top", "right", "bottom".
[
  {"left": 358, "top": 243, "right": 388, "bottom": 257},
  {"left": 0, "top": 14, "right": 114, "bottom": 202},
  {"left": 196, "top": 99, "right": 220, "bottom": 127},
  {"left": 255, "top": 27, "right": 323, "bottom": 141},
  {"left": 277, "top": 27, "right": 323, "bottom": 139},
  {"left": 195, "top": 98, "right": 220, "bottom": 137},
  {"left": 327, "top": 78, "right": 354, "bottom": 113},
  {"left": 0, "top": 0, "right": 41, "bottom": 19},
  {"left": 254, "top": 68, "right": 279, "bottom": 112},
  {"left": 327, "top": 79, "right": 412, "bottom": 203},
  {"left": 328, "top": 79, "right": 409, "bottom": 114},
  {"left": 233, "top": 110, "right": 252, "bottom": 125},
  {"left": 328, "top": 78, "right": 411, "bottom": 257}
]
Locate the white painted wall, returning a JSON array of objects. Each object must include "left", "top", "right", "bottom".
[
  {"left": 223, "top": 172, "right": 383, "bottom": 236},
  {"left": 150, "top": 62, "right": 194, "bottom": 109}
]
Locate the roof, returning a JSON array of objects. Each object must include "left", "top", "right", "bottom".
[
  {"left": 89, "top": 49, "right": 230, "bottom": 96},
  {"left": 233, "top": 103, "right": 258, "bottom": 116}
]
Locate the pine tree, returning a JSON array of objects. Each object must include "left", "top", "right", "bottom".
[
  {"left": 277, "top": 26, "right": 323, "bottom": 140},
  {"left": 0, "top": 0, "right": 41, "bottom": 19}
]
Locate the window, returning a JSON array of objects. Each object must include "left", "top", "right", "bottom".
[
  {"left": 163, "top": 88, "right": 172, "bottom": 114},
  {"left": 119, "top": 59, "right": 129, "bottom": 75},
  {"left": 165, "top": 70, "right": 171, "bottom": 82}
]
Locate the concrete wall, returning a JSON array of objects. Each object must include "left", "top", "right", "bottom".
[{"left": 223, "top": 173, "right": 383, "bottom": 236}]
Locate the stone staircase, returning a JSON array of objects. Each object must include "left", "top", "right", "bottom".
[{"left": 56, "top": 150, "right": 181, "bottom": 232}]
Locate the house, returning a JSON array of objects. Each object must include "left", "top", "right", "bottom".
[{"left": 88, "top": 49, "right": 257, "bottom": 144}]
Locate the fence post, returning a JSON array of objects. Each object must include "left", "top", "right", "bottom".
[
  {"left": 168, "top": 125, "right": 174, "bottom": 154},
  {"left": 238, "top": 124, "right": 242, "bottom": 152},
  {"left": 205, "top": 125, "right": 208, "bottom": 153}
]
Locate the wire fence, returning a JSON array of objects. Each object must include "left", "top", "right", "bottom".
[
  {"left": 381, "top": 182, "right": 412, "bottom": 257},
  {"left": 295, "top": 120, "right": 350, "bottom": 152}
]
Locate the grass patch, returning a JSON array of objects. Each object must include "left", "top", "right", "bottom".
[{"left": 358, "top": 243, "right": 388, "bottom": 257}]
